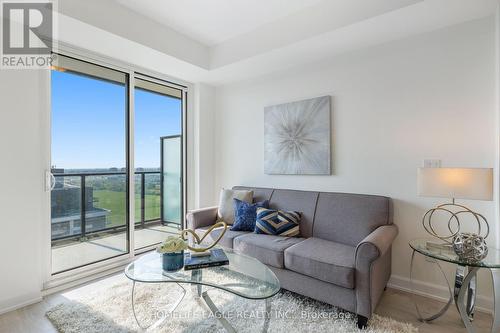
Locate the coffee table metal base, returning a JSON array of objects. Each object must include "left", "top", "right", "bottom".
[
  {"left": 191, "top": 269, "right": 271, "bottom": 333},
  {"left": 131, "top": 281, "right": 186, "bottom": 331},
  {"left": 131, "top": 270, "right": 272, "bottom": 332}
]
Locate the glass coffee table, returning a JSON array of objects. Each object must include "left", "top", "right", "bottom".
[
  {"left": 409, "top": 238, "right": 500, "bottom": 333},
  {"left": 125, "top": 249, "right": 280, "bottom": 332}
]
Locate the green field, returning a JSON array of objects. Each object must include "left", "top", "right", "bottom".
[{"left": 93, "top": 190, "right": 160, "bottom": 227}]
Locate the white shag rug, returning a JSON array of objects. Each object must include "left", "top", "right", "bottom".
[{"left": 46, "top": 275, "right": 417, "bottom": 333}]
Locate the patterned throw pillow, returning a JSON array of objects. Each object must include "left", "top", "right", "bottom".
[
  {"left": 231, "top": 199, "right": 269, "bottom": 232},
  {"left": 255, "top": 208, "right": 301, "bottom": 237}
]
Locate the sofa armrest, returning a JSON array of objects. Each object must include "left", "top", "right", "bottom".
[
  {"left": 186, "top": 206, "right": 218, "bottom": 230},
  {"left": 354, "top": 224, "right": 398, "bottom": 318},
  {"left": 356, "top": 224, "right": 398, "bottom": 263}
]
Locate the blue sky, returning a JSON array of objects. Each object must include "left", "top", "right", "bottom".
[{"left": 51, "top": 70, "right": 181, "bottom": 169}]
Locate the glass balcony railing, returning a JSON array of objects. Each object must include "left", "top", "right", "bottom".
[
  {"left": 51, "top": 171, "right": 162, "bottom": 242},
  {"left": 134, "top": 172, "right": 161, "bottom": 225}
]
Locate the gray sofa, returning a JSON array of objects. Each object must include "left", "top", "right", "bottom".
[{"left": 186, "top": 186, "right": 397, "bottom": 328}]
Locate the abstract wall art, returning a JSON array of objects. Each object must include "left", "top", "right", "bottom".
[{"left": 264, "top": 95, "right": 331, "bottom": 175}]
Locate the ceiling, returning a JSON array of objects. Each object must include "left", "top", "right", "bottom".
[
  {"left": 59, "top": 0, "right": 499, "bottom": 85},
  {"left": 115, "top": 0, "right": 324, "bottom": 46}
]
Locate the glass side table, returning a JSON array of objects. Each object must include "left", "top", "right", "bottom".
[{"left": 409, "top": 239, "right": 500, "bottom": 333}]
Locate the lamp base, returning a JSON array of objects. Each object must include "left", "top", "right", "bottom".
[{"left": 422, "top": 201, "right": 489, "bottom": 244}]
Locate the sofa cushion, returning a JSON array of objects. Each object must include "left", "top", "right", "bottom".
[
  {"left": 313, "top": 192, "right": 390, "bottom": 246},
  {"left": 284, "top": 237, "right": 356, "bottom": 289},
  {"left": 233, "top": 234, "right": 305, "bottom": 268},
  {"left": 195, "top": 225, "right": 249, "bottom": 249},
  {"left": 267, "top": 189, "right": 319, "bottom": 238}
]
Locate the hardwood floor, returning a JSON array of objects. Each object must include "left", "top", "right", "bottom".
[
  {"left": 378, "top": 289, "right": 492, "bottom": 333},
  {"left": 0, "top": 273, "right": 493, "bottom": 332}
]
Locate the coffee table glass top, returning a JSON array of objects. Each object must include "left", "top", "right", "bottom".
[
  {"left": 125, "top": 249, "right": 280, "bottom": 300},
  {"left": 409, "top": 238, "right": 500, "bottom": 268}
]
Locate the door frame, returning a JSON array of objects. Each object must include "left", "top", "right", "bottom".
[{"left": 41, "top": 42, "right": 193, "bottom": 291}]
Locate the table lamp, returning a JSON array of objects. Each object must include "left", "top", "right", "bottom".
[{"left": 417, "top": 167, "right": 493, "bottom": 261}]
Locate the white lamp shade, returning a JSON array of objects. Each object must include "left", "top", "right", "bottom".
[{"left": 417, "top": 167, "right": 493, "bottom": 201}]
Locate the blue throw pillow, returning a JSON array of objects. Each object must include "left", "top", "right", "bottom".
[
  {"left": 255, "top": 207, "right": 301, "bottom": 237},
  {"left": 231, "top": 199, "right": 269, "bottom": 232}
]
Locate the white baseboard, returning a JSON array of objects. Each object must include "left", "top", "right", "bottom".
[
  {"left": 388, "top": 274, "right": 493, "bottom": 315},
  {"left": 0, "top": 293, "right": 43, "bottom": 316},
  {"left": 43, "top": 263, "right": 126, "bottom": 296}
]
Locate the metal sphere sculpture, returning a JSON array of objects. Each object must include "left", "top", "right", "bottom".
[{"left": 452, "top": 233, "right": 488, "bottom": 263}]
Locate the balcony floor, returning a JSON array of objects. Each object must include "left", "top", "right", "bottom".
[{"left": 51, "top": 224, "right": 180, "bottom": 274}]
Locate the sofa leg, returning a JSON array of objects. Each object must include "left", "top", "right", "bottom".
[{"left": 357, "top": 315, "right": 368, "bottom": 329}]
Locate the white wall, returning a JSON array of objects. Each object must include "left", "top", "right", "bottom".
[
  {"left": 0, "top": 69, "right": 46, "bottom": 312},
  {"left": 194, "top": 83, "right": 217, "bottom": 208},
  {"left": 214, "top": 17, "right": 497, "bottom": 309}
]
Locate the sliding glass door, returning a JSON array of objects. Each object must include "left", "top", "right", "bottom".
[
  {"left": 133, "top": 77, "right": 183, "bottom": 250},
  {"left": 51, "top": 55, "right": 129, "bottom": 273},
  {"left": 50, "top": 55, "right": 186, "bottom": 274}
]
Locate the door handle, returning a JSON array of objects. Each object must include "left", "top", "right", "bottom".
[{"left": 45, "top": 170, "right": 55, "bottom": 192}]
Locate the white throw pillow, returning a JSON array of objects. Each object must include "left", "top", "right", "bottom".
[{"left": 217, "top": 189, "right": 253, "bottom": 225}]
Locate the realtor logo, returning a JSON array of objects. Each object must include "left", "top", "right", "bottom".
[{"left": 1, "top": 0, "right": 56, "bottom": 69}]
